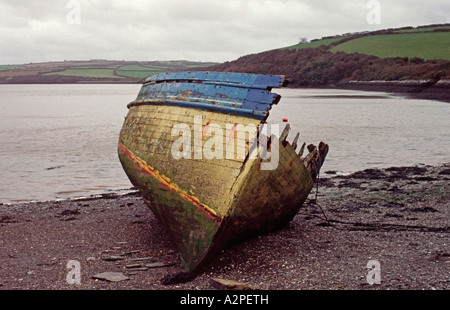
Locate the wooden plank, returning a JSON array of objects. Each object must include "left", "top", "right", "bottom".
[
  {"left": 280, "top": 124, "right": 291, "bottom": 143},
  {"left": 135, "top": 84, "right": 278, "bottom": 117},
  {"left": 145, "top": 71, "right": 285, "bottom": 89},
  {"left": 292, "top": 132, "right": 300, "bottom": 150},
  {"left": 134, "top": 72, "right": 286, "bottom": 119}
]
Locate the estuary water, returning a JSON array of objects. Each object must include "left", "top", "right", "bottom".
[{"left": 0, "top": 85, "right": 448, "bottom": 203}]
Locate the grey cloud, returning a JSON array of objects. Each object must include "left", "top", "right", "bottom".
[{"left": 0, "top": 0, "right": 448, "bottom": 65}]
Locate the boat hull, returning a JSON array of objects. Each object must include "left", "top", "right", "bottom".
[
  {"left": 119, "top": 105, "right": 315, "bottom": 272},
  {"left": 118, "top": 72, "right": 327, "bottom": 272}
]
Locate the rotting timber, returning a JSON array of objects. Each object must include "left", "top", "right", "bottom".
[{"left": 118, "top": 72, "right": 328, "bottom": 273}]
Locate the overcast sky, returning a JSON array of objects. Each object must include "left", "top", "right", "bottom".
[{"left": 0, "top": 0, "right": 449, "bottom": 65}]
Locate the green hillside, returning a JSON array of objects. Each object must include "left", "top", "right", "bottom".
[
  {"left": 44, "top": 68, "right": 121, "bottom": 79},
  {"left": 330, "top": 32, "right": 450, "bottom": 60},
  {"left": 0, "top": 60, "right": 218, "bottom": 84},
  {"left": 0, "top": 65, "right": 25, "bottom": 71},
  {"left": 209, "top": 24, "right": 450, "bottom": 93},
  {"left": 284, "top": 24, "right": 450, "bottom": 61}
]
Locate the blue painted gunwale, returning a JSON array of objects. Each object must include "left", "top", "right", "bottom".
[{"left": 129, "top": 71, "right": 286, "bottom": 120}]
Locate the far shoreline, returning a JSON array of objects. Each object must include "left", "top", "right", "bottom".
[
  {"left": 1, "top": 162, "right": 448, "bottom": 207},
  {"left": 334, "top": 79, "right": 450, "bottom": 103},
  {"left": 288, "top": 79, "right": 450, "bottom": 103},
  {"left": 1, "top": 79, "right": 448, "bottom": 103}
]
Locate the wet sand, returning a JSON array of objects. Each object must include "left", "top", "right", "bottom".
[{"left": 0, "top": 163, "right": 448, "bottom": 291}]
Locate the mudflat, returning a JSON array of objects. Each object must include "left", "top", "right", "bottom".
[{"left": 0, "top": 163, "right": 448, "bottom": 290}]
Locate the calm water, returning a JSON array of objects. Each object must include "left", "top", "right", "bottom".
[
  {"left": 0, "top": 85, "right": 448, "bottom": 203},
  {"left": 269, "top": 88, "right": 449, "bottom": 174}
]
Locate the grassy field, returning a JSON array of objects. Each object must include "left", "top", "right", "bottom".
[
  {"left": 118, "top": 65, "right": 162, "bottom": 71},
  {"left": 280, "top": 24, "right": 450, "bottom": 61},
  {"left": 0, "top": 65, "right": 25, "bottom": 71},
  {"left": 1, "top": 60, "right": 219, "bottom": 83},
  {"left": 44, "top": 68, "right": 122, "bottom": 79},
  {"left": 44, "top": 63, "right": 181, "bottom": 80},
  {"left": 115, "top": 65, "right": 165, "bottom": 79},
  {"left": 116, "top": 70, "right": 161, "bottom": 79},
  {"left": 330, "top": 32, "right": 450, "bottom": 60}
]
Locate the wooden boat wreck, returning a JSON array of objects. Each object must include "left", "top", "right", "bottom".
[{"left": 118, "top": 71, "right": 328, "bottom": 273}]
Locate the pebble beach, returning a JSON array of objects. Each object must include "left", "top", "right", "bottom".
[{"left": 0, "top": 163, "right": 448, "bottom": 291}]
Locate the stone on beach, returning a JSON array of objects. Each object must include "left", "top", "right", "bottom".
[
  {"left": 210, "top": 278, "right": 259, "bottom": 290},
  {"left": 145, "top": 262, "right": 175, "bottom": 268},
  {"left": 92, "top": 272, "right": 129, "bottom": 282},
  {"left": 102, "top": 255, "right": 125, "bottom": 261}
]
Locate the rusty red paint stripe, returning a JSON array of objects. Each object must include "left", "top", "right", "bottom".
[{"left": 118, "top": 142, "right": 223, "bottom": 224}]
